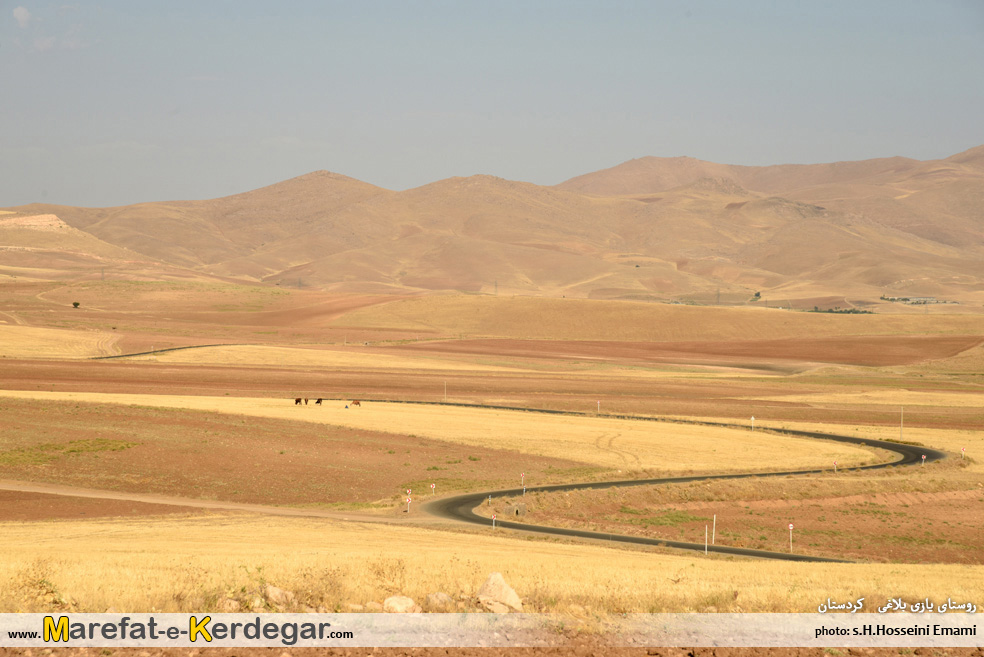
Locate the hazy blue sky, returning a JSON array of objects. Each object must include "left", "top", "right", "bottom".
[{"left": 2, "top": 1, "right": 982, "bottom": 206}]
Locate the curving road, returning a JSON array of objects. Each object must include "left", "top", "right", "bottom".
[{"left": 423, "top": 412, "right": 947, "bottom": 563}]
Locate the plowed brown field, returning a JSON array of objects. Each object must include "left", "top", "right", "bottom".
[{"left": 386, "top": 335, "right": 984, "bottom": 367}]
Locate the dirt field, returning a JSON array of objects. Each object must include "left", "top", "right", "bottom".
[
  {"left": 0, "top": 391, "right": 880, "bottom": 472},
  {"left": 0, "top": 490, "right": 197, "bottom": 521},
  {"left": 0, "top": 397, "right": 590, "bottom": 510},
  {"left": 2, "top": 357, "right": 981, "bottom": 434},
  {"left": 506, "top": 463, "right": 984, "bottom": 564},
  {"left": 386, "top": 335, "right": 984, "bottom": 367}
]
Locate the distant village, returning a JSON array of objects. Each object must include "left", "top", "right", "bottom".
[{"left": 880, "top": 295, "right": 957, "bottom": 305}]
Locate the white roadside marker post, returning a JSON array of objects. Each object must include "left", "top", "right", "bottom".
[
  {"left": 788, "top": 523, "right": 793, "bottom": 552},
  {"left": 488, "top": 495, "right": 491, "bottom": 506},
  {"left": 962, "top": 447, "right": 966, "bottom": 459},
  {"left": 597, "top": 400, "right": 600, "bottom": 414},
  {"left": 834, "top": 460, "right": 837, "bottom": 473},
  {"left": 430, "top": 483, "right": 435, "bottom": 495},
  {"left": 712, "top": 514, "right": 716, "bottom": 545},
  {"left": 406, "top": 497, "right": 411, "bottom": 513},
  {"left": 751, "top": 416, "right": 755, "bottom": 431},
  {"left": 492, "top": 514, "right": 496, "bottom": 529},
  {"left": 921, "top": 454, "right": 926, "bottom": 467}
]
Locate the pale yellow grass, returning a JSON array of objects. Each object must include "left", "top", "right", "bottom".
[
  {"left": 1, "top": 514, "right": 981, "bottom": 613},
  {"left": 0, "top": 325, "right": 118, "bottom": 359},
  {"left": 331, "top": 295, "right": 984, "bottom": 341},
  {"left": 670, "top": 416, "right": 984, "bottom": 474},
  {"left": 0, "top": 390, "right": 875, "bottom": 472},
  {"left": 122, "top": 344, "right": 525, "bottom": 373},
  {"left": 757, "top": 389, "right": 984, "bottom": 408},
  {"left": 125, "top": 344, "right": 767, "bottom": 380}
]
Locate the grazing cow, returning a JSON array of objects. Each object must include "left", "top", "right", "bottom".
[
  {"left": 304, "top": 398, "right": 309, "bottom": 405},
  {"left": 315, "top": 398, "right": 322, "bottom": 405},
  {"left": 294, "top": 398, "right": 302, "bottom": 405},
  {"left": 351, "top": 400, "right": 361, "bottom": 407}
]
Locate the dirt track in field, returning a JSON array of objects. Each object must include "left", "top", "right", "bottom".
[
  {"left": 0, "top": 479, "right": 409, "bottom": 523},
  {"left": 0, "top": 489, "right": 199, "bottom": 521}
]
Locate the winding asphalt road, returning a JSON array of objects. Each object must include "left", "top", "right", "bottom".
[{"left": 422, "top": 410, "right": 947, "bottom": 563}]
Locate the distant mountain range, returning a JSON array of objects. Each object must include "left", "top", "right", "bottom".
[{"left": 4, "top": 145, "right": 983, "bottom": 308}]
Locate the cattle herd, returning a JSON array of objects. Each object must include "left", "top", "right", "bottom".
[{"left": 294, "top": 397, "right": 361, "bottom": 407}]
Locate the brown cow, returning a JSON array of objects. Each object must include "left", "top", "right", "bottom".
[
  {"left": 351, "top": 400, "right": 361, "bottom": 407},
  {"left": 294, "top": 398, "right": 302, "bottom": 405},
  {"left": 315, "top": 398, "right": 323, "bottom": 405},
  {"left": 304, "top": 398, "right": 309, "bottom": 405}
]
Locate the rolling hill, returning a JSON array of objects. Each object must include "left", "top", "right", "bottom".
[{"left": 3, "top": 147, "right": 983, "bottom": 308}]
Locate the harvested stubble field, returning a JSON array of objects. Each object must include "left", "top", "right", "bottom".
[
  {"left": 0, "top": 325, "right": 118, "bottom": 359},
  {"left": 1, "top": 514, "right": 983, "bottom": 615},
  {"left": 0, "top": 397, "right": 590, "bottom": 511},
  {"left": 0, "top": 391, "right": 879, "bottom": 472}
]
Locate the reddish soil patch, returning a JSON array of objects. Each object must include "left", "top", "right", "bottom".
[
  {"left": 0, "top": 490, "right": 194, "bottom": 521},
  {"left": 519, "top": 480, "right": 984, "bottom": 564},
  {"left": 1, "top": 359, "right": 982, "bottom": 431},
  {"left": 0, "top": 398, "right": 593, "bottom": 509},
  {"left": 387, "top": 336, "right": 984, "bottom": 367}
]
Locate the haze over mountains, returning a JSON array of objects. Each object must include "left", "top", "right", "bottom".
[{"left": 4, "top": 146, "right": 984, "bottom": 309}]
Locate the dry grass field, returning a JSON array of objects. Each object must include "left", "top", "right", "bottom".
[
  {"left": 121, "top": 344, "right": 527, "bottom": 373},
  {"left": 2, "top": 513, "right": 982, "bottom": 615},
  {"left": 329, "top": 295, "right": 984, "bottom": 342}
]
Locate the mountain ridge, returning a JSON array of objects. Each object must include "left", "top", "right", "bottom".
[{"left": 3, "top": 147, "right": 982, "bottom": 308}]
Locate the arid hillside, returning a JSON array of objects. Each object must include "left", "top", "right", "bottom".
[{"left": 3, "top": 147, "right": 983, "bottom": 307}]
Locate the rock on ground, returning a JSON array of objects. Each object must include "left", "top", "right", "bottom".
[
  {"left": 384, "top": 595, "right": 422, "bottom": 613},
  {"left": 265, "top": 584, "right": 295, "bottom": 607},
  {"left": 425, "top": 592, "right": 454, "bottom": 611},
  {"left": 217, "top": 598, "right": 241, "bottom": 612},
  {"left": 477, "top": 572, "right": 523, "bottom": 612}
]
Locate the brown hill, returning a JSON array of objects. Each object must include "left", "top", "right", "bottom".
[
  {"left": 0, "top": 213, "right": 158, "bottom": 281},
  {"left": 13, "top": 171, "right": 390, "bottom": 270},
  {"left": 4, "top": 147, "right": 983, "bottom": 307}
]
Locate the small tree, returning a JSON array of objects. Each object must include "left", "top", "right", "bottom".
[{"left": 72, "top": 302, "right": 80, "bottom": 308}]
